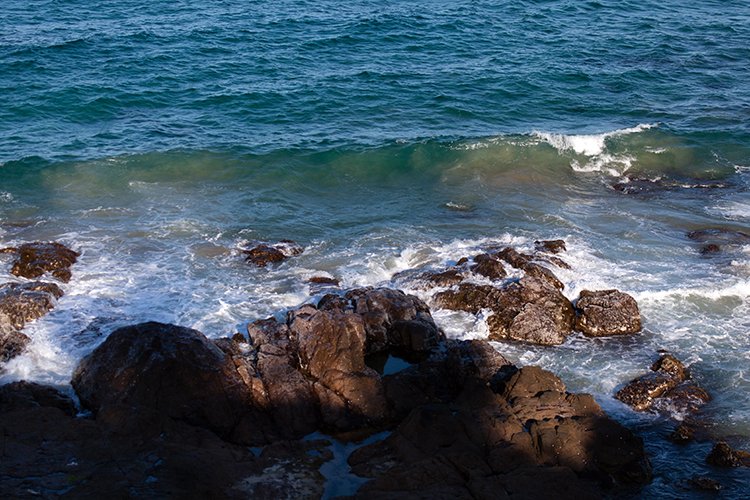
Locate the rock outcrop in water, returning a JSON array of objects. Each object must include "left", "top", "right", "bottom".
[
  {"left": 2, "top": 286, "right": 652, "bottom": 497},
  {"left": 615, "top": 354, "right": 710, "bottom": 415},
  {"left": 243, "top": 240, "right": 304, "bottom": 267},
  {"left": 575, "top": 289, "right": 641, "bottom": 337},
  {"left": 0, "top": 241, "right": 79, "bottom": 283},
  {"left": 0, "top": 281, "right": 65, "bottom": 362}
]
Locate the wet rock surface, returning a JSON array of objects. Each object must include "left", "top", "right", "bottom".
[
  {"left": 615, "top": 354, "right": 710, "bottom": 416},
  {"left": 2, "top": 285, "right": 652, "bottom": 498},
  {"left": 575, "top": 289, "right": 641, "bottom": 337},
  {"left": 0, "top": 281, "right": 65, "bottom": 363},
  {"left": 706, "top": 442, "right": 750, "bottom": 468},
  {"left": 1, "top": 241, "right": 79, "bottom": 282},
  {"left": 243, "top": 240, "right": 304, "bottom": 267},
  {"left": 435, "top": 276, "right": 575, "bottom": 346}
]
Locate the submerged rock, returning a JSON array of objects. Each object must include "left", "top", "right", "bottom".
[
  {"left": 575, "top": 289, "right": 641, "bottom": 337},
  {"left": 0, "top": 326, "right": 30, "bottom": 362},
  {"left": 1, "top": 241, "right": 79, "bottom": 282}
]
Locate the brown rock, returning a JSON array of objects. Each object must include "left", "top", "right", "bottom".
[
  {"left": 486, "top": 277, "right": 574, "bottom": 346},
  {"left": 71, "top": 322, "right": 271, "bottom": 445},
  {"left": 535, "top": 239, "right": 567, "bottom": 254},
  {"left": 575, "top": 289, "right": 641, "bottom": 336},
  {"left": 706, "top": 441, "right": 750, "bottom": 468},
  {"left": 0, "top": 281, "right": 64, "bottom": 330},
  {"left": 308, "top": 276, "right": 340, "bottom": 286},
  {"left": 2, "top": 241, "right": 79, "bottom": 282},
  {"left": 243, "top": 240, "right": 303, "bottom": 267},
  {"left": 0, "top": 380, "right": 76, "bottom": 415},
  {"left": 0, "top": 326, "right": 30, "bottom": 362},
  {"left": 496, "top": 247, "right": 534, "bottom": 269},
  {"left": 615, "top": 354, "right": 708, "bottom": 416},
  {"left": 615, "top": 372, "right": 679, "bottom": 411},
  {"left": 469, "top": 253, "right": 507, "bottom": 280}
]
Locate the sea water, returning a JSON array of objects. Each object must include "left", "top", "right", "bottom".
[{"left": 1, "top": 1, "right": 749, "bottom": 497}]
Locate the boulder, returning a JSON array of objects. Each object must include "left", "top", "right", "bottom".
[
  {"left": 1, "top": 241, "right": 79, "bottom": 282},
  {"left": 575, "top": 289, "right": 641, "bottom": 336},
  {"left": 71, "top": 322, "right": 271, "bottom": 444},
  {"left": 0, "top": 326, "right": 30, "bottom": 362}
]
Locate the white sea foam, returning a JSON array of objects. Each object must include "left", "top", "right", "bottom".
[
  {"left": 534, "top": 123, "right": 655, "bottom": 156},
  {"left": 533, "top": 123, "right": 655, "bottom": 174}
]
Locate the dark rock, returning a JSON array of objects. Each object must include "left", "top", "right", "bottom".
[
  {"left": 1, "top": 241, "right": 79, "bottom": 282},
  {"left": 615, "top": 371, "right": 679, "bottom": 412},
  {"left": 495, "top": 247, "right": 564, "bottom": 289},
  {"left": 71, "top": 322, "right": 272, "bottom": 445},
  {"left": 688, "top": 476, "right": 722, "bottom": 491},
  {"left": 243, "top": 244, "right": 286, "bottom": 266},
  {"left": 669, "top": 422, "right": 695, "bottom": 444},
  {"left": 469, "top": 253, "right": 507, "bottom": 280},
  {"left": 575, "top": 289, "right": 641, "bottom": 337},
  {"left": 243, "top": 240, "right": 303, "bottom": 267},
  {"left": 308, "top": 276, "right": 340, "bottom": 286},
  {"left": 535, "top": 239, "right": 567, "bottom": 254},
  {"left": 612, "top": 177, "right": 730, "bottom": 195},
  {"left": 344, "top": 287, "right": 441, "bottom": 356},
  {"left": 434, "top": 283, "right": 505, "bottom": 314},
  {"left": 657, "top": 382, "right": 711, "bottom": 415},
  {"left": 706, "top": 441, "right": 750, "bottom": 468},
  {"left": 0, "top": 281, "right": 64, "bottom": 330},
  {"left": 700, "top": 244, "right": 721, "bottom": 255},
  {"left": 0, "top": 380, "right": 76, "bottom": 416},
  {"left": 651, "top": 353, "right": 688, "bottom": 380},
  {"left": 435, "top": 277, "right": 574, "bottom": 346}
]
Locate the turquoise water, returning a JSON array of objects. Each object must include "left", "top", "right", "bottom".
[{"left": 2, "top": 1, "right": 750, "bottom": 497}]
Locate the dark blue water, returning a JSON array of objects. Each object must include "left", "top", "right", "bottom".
[{"left": 2, "top": 1, "right": 750, "bottom": 497}]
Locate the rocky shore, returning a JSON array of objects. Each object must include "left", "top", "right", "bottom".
[{"left": 0, "top": 238, "right": 747, "bottom": 497}]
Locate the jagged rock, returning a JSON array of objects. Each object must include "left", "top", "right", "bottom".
[
  {"left": 243, "top": 240, "right": 303, "bottom": 267},
  {"left": 535, "top": 239, "right": 567, "bottom": 254},
  {"left": 575, "top": 289, "right": 641, "bottom": 336},
  {"left": 434, "top": 277, "right": 574, "bottom": 346},
  {"left": 496, "top": 247, "right": 534, "bottom": 269},
  {"left": 706, "top": 441, "right": 750, "bottom": 468},
  {"left": 1, "top": 241, "right": 79, "bottom": 282},
  {"left": 353, "top": 364, "right": 651, "bottom": 497}
]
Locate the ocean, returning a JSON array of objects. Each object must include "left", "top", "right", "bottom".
[{"left": 1, "top": 0, "right": 749, "bottom": 496}]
